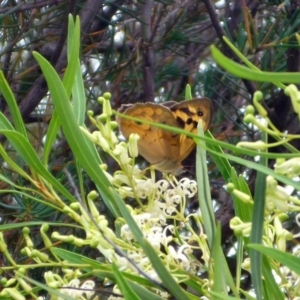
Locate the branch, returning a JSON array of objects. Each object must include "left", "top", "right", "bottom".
[
  {"left": 203, "top": 0, "right": 256, "bottom": 95},
  {"left": 140, "top": 0, "right": 155, "bottom": 102}
]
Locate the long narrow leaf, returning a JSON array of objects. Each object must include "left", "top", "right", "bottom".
[
  {"left": 229, "top": 169, "right": 253, "bottom": 223},
  {"left": 33, "top": 52, "right": 121, "bottom": 216},
  {"left": 250, "top": 132, "right": 267, "bottom": 300},
  {"left": 0, "top": 111, "right": 15, "bottom": 130},
  {"left": 63, "top": 15, "right": 80, "bottom": 96},
  {"left": 112, "top": 263, "right": 140, "bottom": 300},
  {"left": 0, "top": 72, "right": 27, "bottom": 137},
  {"left": 249, "top": 244, "right": 300, "bottom": 275},
  {"left": 127, "top": 281, "right": 167, "bottom": 300},
  {"left": 221, "top": 36, "right": 285, "bottom": 89},
  {"left": 141, "top": 239, "right": 190, "bottom": 300},
  {"left": 43, "top": 15, "right": 80, "bottom": 164},
  {"left": 262, "top": 255, "right": 285, "bottom": 300},
  {"left": 196, "top": 123, "right": 238, "bottom": 297},
  {"left": 205, "top": 131, "right": 232, "bottom": 182},
  {"left": 196, "top": 122, "right": 215, "bottom": 246},
  {"left": 212, "top": 224, "right": 227, "bottom": 295},
  {"left": 211, "top": 45, "right": 300, "bottom": 83}
]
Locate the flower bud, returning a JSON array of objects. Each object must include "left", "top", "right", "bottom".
[
  {"left": 94, "top": 131, "right": 110, "bottom": 152},
  {"left": 253, "top": 91, "right": 267, "bottom": 117},
  {"left": 285, "top": 84, "right": 300, "bottom": 114},
  {"left": 129, "top": 133, "right": 140, "bottom": 158},
  {"left": 103, "top": 98, "right": 112, "bottom": 116},
  {"left": 22, "top": 227, "right": 33, "bottom": 249},
  {"left": 103, "top": 92, "right": 111, "bottom": 100},
  {"left": 245, "top": 105, "right": 255, "bottom": 115},
  {"left": 274, "top": 157, "right": 300, "bottom": 177},
  {"left": 236, "top": 140, "right": 267, "bottom": 150}
]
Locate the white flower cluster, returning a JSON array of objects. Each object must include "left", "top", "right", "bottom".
[{"left": 117, "top": 177, "right": 199, "bottom": 278}]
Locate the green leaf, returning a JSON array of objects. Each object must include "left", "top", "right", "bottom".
[
  {"left": 126, "top": 281, "right": 167, "bottom": 300},
  {"left": 112, "top": 263, "right": 140, "bottom": 300},
  {"left": 230, "top": 169, "right": 253, "bottom": 223},
  {"left": 0, "top": 72, "right": 27, "bottom": 137},
  {"left": 249, "top": 244, "right": 300, "bottom": 275},
  {"left": 262, "top": 255, "right": 285, "bottom": 300},
  {"left": 196, "top": 123, "right": 238, "bottom": 297},
  {"left": 209, "top": 291, "right": 245, "bottom": 300},
  {"left": 185, "top": 84, "right": 192, "bottom": 100},
  {"left": 140, "top": 239, "right": 190, "bottom": 300},
  {"left": 211, "top": 45, "right": 300, "bottom": 83},
  {"left": 221, "top": 36, "right": 285, "bottom": 89},
  {"left": 72, "top": 58, "right": 87, "bottom": 126},
  {"left": 0, "top": 112, "right": 14, "bottom": 130},
  {"left": 63, "top": 15, "right": 80, "bottom": 96},
  {"left": 33, "top": 16, "right": 120, "bottom": 216},
  {"left": 209, "top": 147, "right": 300, "bottom": 192},
  {"left": 43, "top": 15, "right": 85, "bottom": 165},
  {"left": 212, "top": 224, "right": 227, "bottom": 295},
  {"left": 196, "top": 122, "right": 215, "bottom": 247},
  {"left": 250, "top": 132, "right": 267, "bottom": 300},
  {"left": 205, "top": 130, "right": 232, "bottom": 182},
  {"left": 43, "top": 111, "right": 60, "bottom": 165},
  {"left": 33, "top": 52, "right": 121, "bottom": 217}
]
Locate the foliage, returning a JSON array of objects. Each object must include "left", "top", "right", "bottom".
[{"left": 0, "top": 1, "right": 300, "bottom": 300}]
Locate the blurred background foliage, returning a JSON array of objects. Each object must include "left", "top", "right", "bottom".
[{"left": 0, "top": 0, "right": 299, "bottom": 294}]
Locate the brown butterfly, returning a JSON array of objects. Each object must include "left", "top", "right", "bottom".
[{"left": 116, "top": 98, "right": 213, "bottom": 174}]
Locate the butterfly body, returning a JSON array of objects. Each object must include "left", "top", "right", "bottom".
[{"left": 117, "top": 98, "right": 213, "bottom": 174}]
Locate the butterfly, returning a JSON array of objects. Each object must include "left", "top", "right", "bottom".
[{"left": 116, "top": 98, "right": 213, "bottom": 174}]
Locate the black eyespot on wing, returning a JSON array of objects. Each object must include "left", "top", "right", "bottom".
[
  {"left": 176, "top": 116, "right": 185, "bottom": 128},
  {"left": 186, "top": 118, "right": 193, "bottom": 125},
  {"left": 197, "top": 110, "right": 204, "bottom": 117}
]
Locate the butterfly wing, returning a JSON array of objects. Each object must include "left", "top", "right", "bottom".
[
  {"left": 117, "top": 103, "right": 181, "bottom": 172},
  {"left": 169, "top": 98, "right": 213, "bottom": 161}
]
